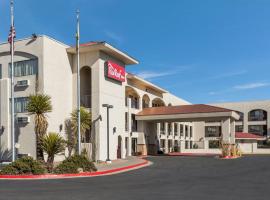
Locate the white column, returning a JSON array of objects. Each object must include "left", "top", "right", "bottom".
[
  {"left": 230, "top": 120, "right": 236, "bottom": 144},
  {"left": 221, "top": 117, "right": 231, "bottom": 144}
]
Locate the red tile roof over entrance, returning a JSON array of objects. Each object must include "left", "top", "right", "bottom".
[
  {"left": 235, "top": 132, "right": 265, "bottom": 139},
  {"left": 137, "top": 104, "right": 234, "bottom": 116}
]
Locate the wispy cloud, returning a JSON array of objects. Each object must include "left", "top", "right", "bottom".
[
  {"left": 104, "top": 30, "right": 123, "bottom": 43},
  {"left": 211, "top": 70, "right": 247, "bottom": 79},
  {"left": 233, "top": 82, "right": 270, "bottom": 90},
  {"left": 136, "top": 71, "right": 175, "bottom": 79},
  {"left": 209, "top": 81, "right": 270, "bottom": 95},
  {"left": 135, "top": 66, "right": 189, "bottom": 80}
]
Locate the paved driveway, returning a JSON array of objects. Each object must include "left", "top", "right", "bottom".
[{"left": 0, "top": 155, "right": 269, "bottom": 200}]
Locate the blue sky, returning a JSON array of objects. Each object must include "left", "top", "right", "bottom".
[{"left": 1, "top": 0, "right": 270, "bottom": 104}]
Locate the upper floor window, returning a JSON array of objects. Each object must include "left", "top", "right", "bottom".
[
  {"left": 236, "top": 111, "right": 244, "bottom": 121},
  {"left": 248, "top": 109, "right": 267, "bottom": 121},
  {"left": 235, "top": 125, "right": 243, "bottom": 132},
  {"left": 11, "top": 97, "right": 29, "bottom": 113},
  {"left": 9, "top": 59, "right": 38, "bottom": 77},
  {"left": 248, "top": 125, "right": 267, "bottom": 136}
]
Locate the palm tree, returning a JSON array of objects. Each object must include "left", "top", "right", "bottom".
[
  {"left": 27, "top": 94, "right": 52, "bottom": 161},
  {"left": 41, "top": 132, "right": 66, "bottom": 170},
  {"left": 71, "top": 107, "right": 91, "bottom": 147}
]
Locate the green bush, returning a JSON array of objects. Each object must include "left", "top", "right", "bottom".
[
  {"left": 0, "top": 156, "right": 46, "bottom": 175},
  {"left": 53, "top": 154, "right": 97, "bottom": 174}
]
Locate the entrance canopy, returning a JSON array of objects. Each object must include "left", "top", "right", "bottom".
[{"left": 136, "top": 104, "right": 240, "bottom": 122}]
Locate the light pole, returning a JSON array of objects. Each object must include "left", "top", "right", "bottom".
[{"left": 102, "top": 104, "right": 113, "bottom": 163}]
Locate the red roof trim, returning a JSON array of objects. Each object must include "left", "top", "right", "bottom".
[
  {"left": 136, "top": 104, "right": 234, "bottom": 116},
  {"left": 235, "top": 132, "right": 264, "bottom": 139}
]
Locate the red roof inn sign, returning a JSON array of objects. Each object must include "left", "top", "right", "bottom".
[{"left": 106, "top": 61, "right": 125, "bottom": 82}]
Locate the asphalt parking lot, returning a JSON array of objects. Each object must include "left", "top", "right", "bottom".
[{"left": 0, "top": 155, "right": 269, "bottom": 200}]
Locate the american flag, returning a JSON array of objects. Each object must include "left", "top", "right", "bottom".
[{"left": 8, "top": 25, "right": 16, "bottom": 44}]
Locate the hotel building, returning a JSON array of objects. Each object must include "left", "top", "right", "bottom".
[{"left": 0, "top": 35, "right": 269, "bottom": 162}]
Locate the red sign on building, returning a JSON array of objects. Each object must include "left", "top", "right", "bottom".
[{"left": 106, "top": 61, "right": 125, "bottom": 82}]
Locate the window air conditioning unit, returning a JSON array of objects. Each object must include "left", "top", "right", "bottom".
[
  {"left": 17, "top": 116, "right": 30, "bottom": 123},
  {"left": 16, "top": 80, "right": 30, "bottom": 87}
]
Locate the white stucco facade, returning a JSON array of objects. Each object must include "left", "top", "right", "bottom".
[{"left": 1, "top": 35, "right": 270, "bottom": 162}]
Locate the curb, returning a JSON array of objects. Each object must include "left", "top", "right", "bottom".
[
  {"left": 167, "top": 153, "right": 219, "bottom": 157},
  {"left": 0, "top": 158, "right": 150, "bottom": 180}
]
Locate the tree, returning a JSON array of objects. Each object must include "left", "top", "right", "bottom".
[
  {"left": 41, "top": 132, "right": 66, "bottom": 171},
  {"left": 64, "top": 119, "right": 75, "bottom": 158},
  {"left": 27, "top": 94, "right": 52, "bottom": 161},
  {"left": 71, "top": 107, "right": 91, "bottom": 148}
]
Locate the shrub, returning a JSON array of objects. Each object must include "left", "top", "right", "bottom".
[
  {"left": 0, "top": 156, "right": 46, "bottom": 175},
  {"left": 53, "top": 154, "right": 97, "bottom": 174},
  {"left": 41, "top": 132, "right": 66, "bottom": 165}
]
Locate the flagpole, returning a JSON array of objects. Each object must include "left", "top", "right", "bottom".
[
  {"left": 76, "top": 10, "right": 81, "bottom": 155},
  {"left": 10, "top": 0, "right": 15, "bottom": 162}
]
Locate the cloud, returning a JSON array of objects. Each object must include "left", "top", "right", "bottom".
[
  {"left": 233, "top": 82, "right": 270, "bottom": 90},
  {"left": 209, "top": 81, "right": 270, "bottom": 95},
  {"left": 136, "top": 71, "right": 175, "bottom": 79},
  {"left": 104, "top": 31, "right": 123, "bottom": 43},
  {"left": 211, "top": 70, "right": 247, "bottom": 79}
]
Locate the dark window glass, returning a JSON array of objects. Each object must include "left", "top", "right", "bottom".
[
  {"left": 248, "top": 109, "right": 267, "bottom": 121},
  {"left": 131, "top": 114, "right": 137, "bottom": 132},
  {"left": 248, "top": 125, "right": 267, "bottom": 136},
  {"left": 235, "top": 125, "right": 243, "bottom": 132},
  {"left": 205, "top": 126, "right": 221, "bottom": 137},
  {"left": 236, "top": 111, "right": 244, "bottom": 121},
  {"left": 0, "top": 64, "right": 2, "bottom": 79}
]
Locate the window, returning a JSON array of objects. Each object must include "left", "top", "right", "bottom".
[
  {"left": 174, "top": 123, "right": 178, "bottom": 134},
  {"left": 11, "top": 97, "right": 29, "bottom": 113},
  {"left": 185, "top": 141, "right": 189, "bottom": 149},
  {"left": 168, "top": 123, "right": 172, "bottom": 135},
  {"left": 129, "top": 95, "right": 139, "bottom": 109},
  {"left": 0, "top": 64, "right": 2, "bottom": 79},
  {"left": 9, "top": 59, "right": 38, "bottom": 77},
  {"left": 205, "top": 126, "right": 221, "bottom": 137},
  {"left": 248, "top": 109, "right": 267, "bottom": 121},
  {"left": 236, "top": 111, "right": 244, "bottom": 121},
  {"left": 180, "top": 124, "right": 183, "bottom": 136},
  {"left": 160, "top": 139, "right": 165, "bottom": 149},
  {"left": 160, "top": 122, "right": 165, "bottom": 134},
  {"left": 185, "top": 125, "right": 189, "bottom": 137},
  {"left": 248, "top": 125, "right": 267, "bottom": 136},
  {"left": 131, "top": 114, "right": 137, "bottom": 132},
  {"left": 190, "top": 126, "right": 193, "bottom": 137},
  {"left": 235, "top": 125, "right": 243, "bottom": 132},
  {"left": 125, "top": 112, "right": 128, "bottom": 131}
]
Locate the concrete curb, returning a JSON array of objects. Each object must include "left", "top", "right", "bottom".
[
  {"left": 167, "top": 153, "right": 219, "bottom": 157},
  {"left": 0, "top": 158, "right": 150, "bottom": 180}
]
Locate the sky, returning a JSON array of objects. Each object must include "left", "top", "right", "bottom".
[{"left": 1, "top": 0, "right": 270, "bottom": 104}]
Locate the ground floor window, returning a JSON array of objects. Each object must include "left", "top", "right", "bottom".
[
  {"left": 185, "top": 141, "right": 189, "bottom": 149},
  {"left": 131, "top": 138, "right": 137, "bottom": 155},
  {"left": 205, "top": 126, "right": 221, "bottom": 137},
  {"left": 160, "top": 139, "right": 165, "bottom": 149},
  {"left": 209, "top": 140, "right": 220, "bottom": 149}
]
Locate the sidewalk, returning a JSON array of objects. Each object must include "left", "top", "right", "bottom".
[
  {"left": 0, "top": 156, "right": 149, "bottom": 180},
  {"left": 96, "top": 156, "right": 148, "bottom": 171}
]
